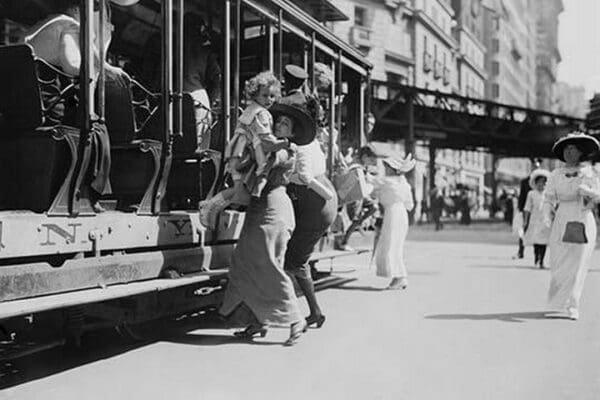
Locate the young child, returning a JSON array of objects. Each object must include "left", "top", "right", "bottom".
[
  {"left": 371, "top": 154, "right": 415, "bottom": 290},
  {"left": 199, "top": 71, "right": 291, "bottom": 228},
  {"left": 523, "top": 169, "right": 551, "bottom": 268}
]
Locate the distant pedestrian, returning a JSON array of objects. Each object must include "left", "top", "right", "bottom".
[
  {"left": 459, "top": 189, "right": 471, "bottom": 225},
  {"left": 522, "top": 169, "right": 551, "bottom": 268},
  {"left": 544, "top": 132, "right": 600, "bottom": 320},
  {"left": 516, "top": 159, "right": 543, "bottom": 258},
  {"left": 371, "top": 154, "right": 415, "bottom": 290},
  {"left": 430, "top": 187, "right": 444, "bottom": 230}
]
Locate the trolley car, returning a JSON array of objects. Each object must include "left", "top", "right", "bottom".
[{"left": 0, "top": 0, "right": 371, "bottom": 356}]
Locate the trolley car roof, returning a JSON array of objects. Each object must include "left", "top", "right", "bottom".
[{"left": 1, "top": 0, "right": 372, "bottom": 75}]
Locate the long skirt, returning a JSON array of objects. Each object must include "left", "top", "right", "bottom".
[
  {"left": 285, "top": 176, "right": 338, "bottom": 279},
  {"left": 375, "top": 202, "right": 409, "bottom": 278},
  {"left": 547, "top": 202, "right": 597, "bottom": 311},
  {"left": 219, "top": 186, "right": 303, "bottom": 326}
]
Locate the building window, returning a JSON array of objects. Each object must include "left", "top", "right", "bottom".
[
  {"left": 492, "top": 61, "right": 500, "bottom": 76},
  {"left": 492, "top": 83, "right": 500, "bottom": 98},
  {"left": 491, "top": 38, "right": 500, "bottom": 53},
  {"left": 355, "top": 6, "right": 368, "bottom": 27},
  {"left": 493, "top": 16, "right": 500, "bottom": 30},
  {"left": 386, "top": 72, "right": 407, "bottom": 85}
]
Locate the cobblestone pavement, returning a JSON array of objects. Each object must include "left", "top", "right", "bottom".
[{"left": 2, "top": 223, "right": 600, "bottom": 400}]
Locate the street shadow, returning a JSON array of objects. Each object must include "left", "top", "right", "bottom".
[
  {"left": 333, "top": 285, "right": 386, "bottom": 292},
  {"left": 425, "top": 311, "right": 548, "bottom": 323},
  {"left": 165, "top": 333, "right": 282, "bottom": 347},
  {"left": 469, "top": 264, "right": 545, "bottom": 271}
]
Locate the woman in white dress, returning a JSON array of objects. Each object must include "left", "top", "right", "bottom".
[
  {"left": 543, "top": 132, "right": 600, "bottom": 320},
  {"left": 523, "top": 169, "right": 551, "bottom": 269},
  {"left": 372, "top": 155, "right": 415, "bottom": 290}
]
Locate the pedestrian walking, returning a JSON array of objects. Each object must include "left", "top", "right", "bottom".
[
  {"left": 544, "top": 132, "right": 600, "bottom": 320},
  {"left": 219, "top": 94, "right": 314, "bottom": 346},
  {"left": 430, "top": 186, "right": 444, "bottom": 230},
  {"left": 334, "top": 145, "right": 379, "bottom": 251},
  {"left": 371, "top": 154, "right": 415, "bottom": 290},
  {"left": 515, "top": 159, "right": 543, "bottom": 258},
  {"left": 522, "top": 169, "right": 551, "bottom": 268}
]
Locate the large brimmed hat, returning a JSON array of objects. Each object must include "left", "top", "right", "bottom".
[
  {"left": 269, "top": 103, "right": 316, "bottom": 146},
  {"left": 110, "top": 0, "right": 139, "bottom": 6},
  {"left": 551, "top": 131, "right": 600, "bottom": 161},
  {"left": 529, "top": 169, "right": 550, "bottom": 188},
  {"left": 382, "top": 153, "right": 416, "bottom": 173}
]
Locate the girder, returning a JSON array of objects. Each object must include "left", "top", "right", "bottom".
[{"left": 370, "top": 80, "right": 584, "bottom": 157}]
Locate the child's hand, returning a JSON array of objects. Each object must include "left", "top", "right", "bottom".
[{"left": 287, "top": 141, "right": 297, "bottom": 153}]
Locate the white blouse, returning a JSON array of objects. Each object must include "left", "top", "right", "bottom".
[{"left": 289, "top": 139, "right": 327, "bottom": 185}]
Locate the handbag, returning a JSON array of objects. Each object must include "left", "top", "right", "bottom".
[
  {"left": 333, "top": 165, "right": 368, "bottom": 205},
  {"left": 562, "top": 221, "right": 587, "bottom": 244}
]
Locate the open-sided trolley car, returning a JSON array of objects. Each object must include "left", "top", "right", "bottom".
[{"left": 0, "top": 0, "right": 371, "bottom": 356}]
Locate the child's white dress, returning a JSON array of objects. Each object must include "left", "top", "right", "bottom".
[{"left": 372, "top": 175, "right": 414, "bottom": 278}]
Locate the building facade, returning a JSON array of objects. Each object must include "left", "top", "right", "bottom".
[
  {"left": 534, "top": 0, "right": 563, "bottom": 112},
  {"left": 452, "top": 0, "right": 487, "bottom": 99},
  {"left": 483, "top": 0, "right": 536, "bottom": 107},
  {"left": 330, "top": 0, "right": 487, "bottom": 220}
]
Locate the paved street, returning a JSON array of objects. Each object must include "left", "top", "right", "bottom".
[{"left": 2, "top": 223, "right": 600, "bottom": 400}]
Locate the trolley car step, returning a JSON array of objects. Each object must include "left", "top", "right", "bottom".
[{"left": 0, "top": 270, "right": 228, "bottom": 321}]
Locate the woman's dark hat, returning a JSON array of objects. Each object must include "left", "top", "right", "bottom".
[
  {"left": 269, "top": 103, "right": 316, "bottom": 145},
  {"left": 551, "top": 131, "right": 600, "bottom": 161}
]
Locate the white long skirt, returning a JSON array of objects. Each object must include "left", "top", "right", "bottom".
[
  {"left": 375, "top": 202, "right": 408, "bottom": 278},
  {"left": 547, "top": 202, "right": 597, "bottom": 311}
]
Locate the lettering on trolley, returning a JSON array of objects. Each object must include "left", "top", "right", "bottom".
[
  {"left": 168, "top": 219, "right": 192, "bottom": 237},
  {"left": 40, "top": 223, "right": 83, "bottom": 246}
]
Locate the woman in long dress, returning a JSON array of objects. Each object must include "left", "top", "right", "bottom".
[
  {"left": 522, "top": 169, "right": 551, "bottom": 269},
  {"left": 372, "top": 155, "right": 415, "bottom": 290},
  {"left": 219, "top": 88, "right": 311, "bottom": 346},
  {"left": 543, "top": 132, "right": 600, "bottom": 320}
]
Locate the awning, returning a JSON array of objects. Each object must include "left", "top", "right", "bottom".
[{"left": 290, "top": 0, "right": 349, "bottom": 22}]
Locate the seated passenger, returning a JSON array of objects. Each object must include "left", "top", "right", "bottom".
[{"left": 22, "top": 0, "right": 139, "bottom": 212}]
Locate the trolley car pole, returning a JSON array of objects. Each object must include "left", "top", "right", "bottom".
[
  {"left": 233, "top": 0, "right": 241, "bottom": 131},
  {"left": 152, "top": 0, "right": 175, "bottom": 214},
  {"left": 69, "top": 0, "right": 96, "bottom": 216},
  {"left": 223, "top": 0, "right": 231, "bottom": 143},
  {"left": 175, "top": 0, "right": 183, "bottom": 138},
  {"left": 97, "top": 0, "right": 106, "bottom": 124}
]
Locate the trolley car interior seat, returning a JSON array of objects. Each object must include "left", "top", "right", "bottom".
[
  {"left": 0, "top": 43, "right": 163, "bottom": 214},
  {"left": 0, "top": 44, "right": 76, "bottom": 212}
]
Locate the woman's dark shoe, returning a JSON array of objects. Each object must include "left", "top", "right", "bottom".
[
  {"left": 386, "top": 277, "right": 408, "bottom": 290},
  {"left": 305, "top": 314, "right": 326, "bottom": 329},
  {"left": 283, "top": 320, "right": 307, "bottom": 346},
  {"left": 233, "top": 324, "right": 268, "bottom": 339}
]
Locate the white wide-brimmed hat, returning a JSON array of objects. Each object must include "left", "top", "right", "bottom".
[
  {"left": 551, "top": 131, "right": 600, "bottom": 161},
  {"left": 110, "top": 0, "right": 140, "bottom": 6},
  {"left": 529, "top": 168, "right": 550, "bottom": 188},
  {"left": 382, "top": 153, "right": 416, "bottom": 173}
]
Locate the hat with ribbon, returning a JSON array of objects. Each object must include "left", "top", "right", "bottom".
[
  {"left": 551, "top": 131, "right": 600, "bottom": 161},
  {"left": 269, "top": 103, "right": 316, "bottom": 146},
  {"left": 529, "top": 168, "right": 550, "bottom": 189},
  {"left": 382, "top": 153, "right": 416, "bottom": 173}
]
